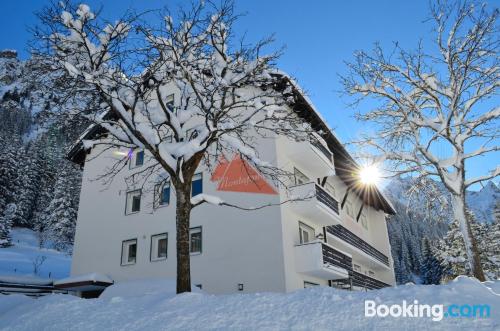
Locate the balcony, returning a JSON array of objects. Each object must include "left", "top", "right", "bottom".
[
  {"left": 326, "top": 225, "right": 390, "bottom": 268},
  {"left": 288, "top": 183, "right": 341, "bottom": 226},
  {"left": 284, "top": 136, "right": 335, "bottom": 178},
  {"left": 294, "top": 241, "right": 351, "bottom": 280},
  {"left": 331, "top": 271, "right": 391, "bottom": 290}
]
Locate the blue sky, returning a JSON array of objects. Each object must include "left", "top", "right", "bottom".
[{"left": 0, "top": 0, "right": 498, "bottom": 189}]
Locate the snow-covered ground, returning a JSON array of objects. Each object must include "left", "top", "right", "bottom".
[
  {"left": 0, "top": 277, "right": 498, "bottom": 331},
  {"left": 0, "top": 228, "right": 71, "bottom": 279}
]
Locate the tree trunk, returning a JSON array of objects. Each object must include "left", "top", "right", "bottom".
[
  {"left": 450, "top": 194, "right": 486, "bottom": 281},
  {"left": 175, "top": 185, "right": 192, "bottom": 294}
]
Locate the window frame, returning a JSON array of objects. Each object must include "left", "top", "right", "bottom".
[
  {"left": 304, "top": 281, "right": 319, "bottom": 288},
  {"left": 129, "top": 150, "right": 145, "bottom": 169},
  {"left": 299, "top": 221, "right": 315, "bottom": 244},
  {"left": 189, "top": 226, "right": 202, "bottom": 255},
  {"left": 154, "top": 182, "right": 171, "bottom": 208},
  {"left": 191, "top": 173, "right": 203, "bottom": 197},
  {"left": 360, "top": 213, "right": 368, "bottom": 230},
  {"left": 125, "top": 189, "right": 142, "bottom": 215},
  {"left": 121, "top": 239, "right": 138, "bottom": 266},
  {"left": 293, "top": 167, "right": 310, "bottom": 186},
  {"left": 150, "top": 233, "right": 168, "bottom": 262}
]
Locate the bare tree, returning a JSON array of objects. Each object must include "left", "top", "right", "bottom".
[
  {"left": 34, "top": 1, "right": 309, "bottom": 293},
  {"left": 341, "top": 0, "right": 499, "bottom": 281}
]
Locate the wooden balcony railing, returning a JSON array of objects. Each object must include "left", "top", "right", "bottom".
[
  {"left": 327, "top": 225, "right": 390, "bottom": 266},
  {"left": 315, "top": 184, "right": 339, "bottom": 215},
  {"left": 321, "top": 243, "right": 352, "bottom": 271}
]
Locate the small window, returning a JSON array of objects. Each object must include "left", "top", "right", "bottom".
[
  {"left": 191, "top": 173, "right": 203, "bottom": 197},
  {"left": 121, "top": 239, "right": 137, "bottom": 265},
  {"left": 353, "top": 264, "right": 361, "bottom": 272},
  {"left": 294, "top": 167, "right": 309, "bottom": 185},
  {"left": 304, "top": 281, "right": 319, "bottom": 288},
  {"left": 155, "top": 182, "right": 171, "bottom": 207},
  {"left": 360, "top": 214, "right": 368, "bottom": 230},
  {"left": 126, "top": 190, "right": 141, "bottom": 214},
  {"left": 166, "top": 94, "right": 175, "bottom": 112},
  {"left": 130, "top": 150, "right": 144, "bottom": 168},
  {"left": 299, "top": 222, "right": 315, "bottom": 244},
  {"left": 325, "top": 182, "right": 336, "bottom": 198},
  {"left": 150, "top": 233, "right": 168, "bottom": 261},
  {"left": 190, "top": 227, "right": 202, "bottom": 254},
  {"left": 345, "top": 200, "right": 354, "bottom": 218},
  {"left": 186, "top": 129, "right": 199, "bottom": 141}
]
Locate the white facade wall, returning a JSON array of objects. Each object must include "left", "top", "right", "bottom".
[{"left": 71, "top": 106, "right": 396, "bottom": 294}]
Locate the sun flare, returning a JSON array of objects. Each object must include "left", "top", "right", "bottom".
[{"left": 359, "top": 165, "right": 380, "bottom": 186}]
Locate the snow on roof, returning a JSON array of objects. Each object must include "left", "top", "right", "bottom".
[{"left": 54, "top": 273, "right": 113, "bottom": 286}]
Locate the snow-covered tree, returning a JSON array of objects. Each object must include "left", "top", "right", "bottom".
[
  {"left": 420, "top": 238, "right": 443, "bottom": 285},
  {"left": 341, "top": 0, "right": 499, "bottom": 281},
  {"left": 0, "top": 203, "right": 16, "bottom": 247},
  {"left": 36, "top": 1, "right": 309, "bottom": 293},
  {"left": 43, "top": 160, "right": 81, "bottom": 252},
  {"left": 436, "top": 211, "right": 496, "bottom": 281}
]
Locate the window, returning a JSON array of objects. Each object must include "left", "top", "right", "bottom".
[
  {"left": 155, "top": 182, "right": 171, "bottom": 207},
  {"left": 294, "top": 167, "right": 309, "bottom": 185},
  {"left": 166, "top": 94, "right": 175, "bottom": 112},
  {"left": 191, "top": 173, "right": 203, "bottom": 197},
  {"left": 360, "top": 214, "right": 368, "bottom": 230},
  {"left": 190, "top": 227, "right": 202, "bottom": 254},
  {"left": 304, "top": 281, "right": 319, "bottom": 288},
  {"left": 150, "top": 233, "right": 168, "bottom": 261},
  {"left": 325, "top": 182, "right": 336, "bottom": 198},
  {"left": 299, "top": 222, "right": 315, "bottom": 244},
  {"left": 121, "top": 239, "right": 137, "bottom": 265},
  {"left": 130, "top": 150, "right": 144, "bottom": 168},
  {"left": 345, "top": 200, "right": 354, "bottom": 218},
  {"left": 126, "top": 190, "right": 141, "bottom": 214},
  {"left": 186, "top": 129, "right": 199, "bottom": 141},
  {"left": 353, "top": 264, "right": 361, "bottom": 272}
]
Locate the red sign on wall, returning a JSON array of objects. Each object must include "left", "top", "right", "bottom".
[{"left": 210, "top": 155, "right": 278, "bottom": 195}]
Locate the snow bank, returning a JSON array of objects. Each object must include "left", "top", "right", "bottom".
[{"left": 0, "top": 277, "right": 498, "bottom": 330}]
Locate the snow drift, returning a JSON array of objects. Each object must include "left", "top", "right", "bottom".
[{"left": 0, "top": 277, "right": 498, "bottom": 330}]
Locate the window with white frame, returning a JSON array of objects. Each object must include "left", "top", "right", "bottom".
[
  {"left": 299, "top": 222, "right": 315, "bottom": 244},
  {"left": 121, "top": 239, "right": 137, "bottom": 265},
  {"left": 360, "top": 214, "right": 368, "bottom": 230},
  {"left": 130, "top": 150, "right": 144, "bottom": 169},
  {"left": 155, "top": 182, "right": 171, "bottom": 207},
  {"left": 190, "top": 227, "right": 202, "bottom": 254},
  {"left": 345, "top": 200, "right": 354, "bottom": 218},
  {"left": 325, "top": 182, "right": 336, "bottom": 198},
  {"left": 304, "top": 281, "right": 319, "bottom": 288},
  {"left": 166, "top": 94, "right": 175, "bottom": 112},
  {"left": 125, "top": 190, "right": 141, "bottom": 214},
  {"left": 191, "top": 173, "right": 203, "bottom": 197},
  {"left": 294, "top": 167, "right": 309, "bottom": 185},
  {"left": 150, "top": 233, "right": 168, "bottom": 261}
]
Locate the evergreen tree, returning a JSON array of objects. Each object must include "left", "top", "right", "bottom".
[
  {"left": 0, "top": 203, "right": 16, "bottom": 247},
  {"left": 420, "top": 238, "right": 443, "bottom": 284}
]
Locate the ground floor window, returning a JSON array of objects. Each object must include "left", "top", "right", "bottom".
[
  {"left": 150, "top": 233, "right": 168, "bottom": 261},
  {"left": 121, "top": 239, "right": 137, "bottom": 265},
  {"left": 304, "top": 281, "right": 319, "bottom": 288},
  {"left": 299, "top": 221, "right": 315, "bottom": 244},
  {"left": 190, "top": 227, "right": 202, "bottom": 254}
]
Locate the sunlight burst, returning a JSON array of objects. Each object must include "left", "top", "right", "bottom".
[{"left": 359, "top": 165, "right": 380, "bottom": 186}]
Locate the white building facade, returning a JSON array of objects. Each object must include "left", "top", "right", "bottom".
[{"left": 68, "top": 79, "right": 396, "bottom": 295}]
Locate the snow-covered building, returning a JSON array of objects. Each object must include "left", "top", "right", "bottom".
[{"left": 67, "top": 75, "right": 396, "bottom": 295}]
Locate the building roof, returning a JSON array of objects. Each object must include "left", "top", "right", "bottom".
[{"left": 67, "top": 72, "right": 395, "bottom": 215}]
